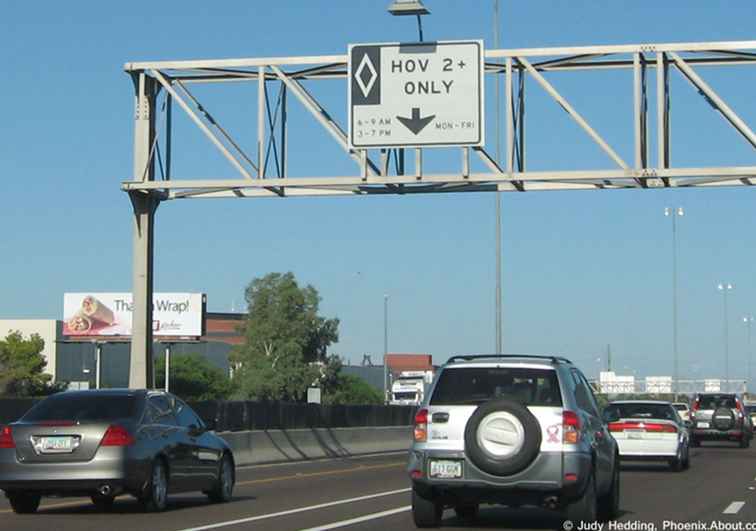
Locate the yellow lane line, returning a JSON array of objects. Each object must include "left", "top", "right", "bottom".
[{"left": 235, "top": 461, "right": 405, "bottom": 486}]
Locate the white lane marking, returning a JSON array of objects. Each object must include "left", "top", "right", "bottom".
[
  {"left": 174, "top": 488, "right": 411, "bottom": 531},
  {"left": 300, "top": 505, "right": 412, "bottom": 531},
  {"left": 723, "top": 501, "right": 745, "bottom": 514}
]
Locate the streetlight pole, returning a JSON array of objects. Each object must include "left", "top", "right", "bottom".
[
  {"left": 494, "top": 0, "right": 503, "bottom": 354},
  {"left": 718, "top": 283, "right": 733, "bottom": 391},
  {"left": 665, "top": 207, "right": 683, "bottom": 397},
  {"left": 384, "top": 293, "right": 389, "bottom": 403},
  {"left": 744, "top": 316, "right": 754, "bottom": 395}
]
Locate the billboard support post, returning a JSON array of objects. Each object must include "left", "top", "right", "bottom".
[
  {"left": 165, "top": 343, "right": 171, "bottom": 393},
  {"left": 95, "top": 342, "right": 102, "bottom": 390},
  {"left": 129, "top": 71, "right": 159, "bottom": 390}
]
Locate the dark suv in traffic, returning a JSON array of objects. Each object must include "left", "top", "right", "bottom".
[{"left": 690, "top": 392, "right": 753, "bottom": 448}]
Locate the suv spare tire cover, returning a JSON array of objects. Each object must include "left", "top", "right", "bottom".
[
  {"left": 712, "top": 407, "right": 735, "bottom": 431},
  {"left": 464, "top": 399, "right": 542, "bottom": 477}
]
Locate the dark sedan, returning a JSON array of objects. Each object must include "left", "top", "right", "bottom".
[{"left": 0, "top": 389, "right": 235, "bottom": 513}]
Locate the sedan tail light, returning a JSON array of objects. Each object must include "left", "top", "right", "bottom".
[
  {"left": 0, "top": 426, "right": 14, "bottom": 449},
  {"left": 563, "top": 410, "right": 581, "bottom": 444},
  {"left": 100, "top": 425, "right": 135, "bottom": 447},
  {"left": 608, "top": 421, "right": 677, "bottom": 433},
  {"left": 414, "top": 408, "right": 428, "bottom": 443}
]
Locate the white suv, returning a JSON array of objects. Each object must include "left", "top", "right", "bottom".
[{"left": 408, "top": 355, "right": 620, "bottom": 528}]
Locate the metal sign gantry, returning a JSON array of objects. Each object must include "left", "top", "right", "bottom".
[{"left": 123, "top": 40, "right": 756, "bottom": 388}]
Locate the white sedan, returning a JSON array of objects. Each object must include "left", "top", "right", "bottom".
[{"left": 603, "top": 400, "right": 691, "bottom": 471}]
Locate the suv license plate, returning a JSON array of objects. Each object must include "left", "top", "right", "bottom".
[
  {"left": 429, "top": 460, "right": 462, "bottom": 479},
  {"left": 697, "top": 422, "right": 710, "bottom": 429}
]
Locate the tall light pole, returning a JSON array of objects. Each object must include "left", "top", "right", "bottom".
[
  {"left": 744, "top": 315, "right": 754, "bottom": 394},
  {"left": 718, "top": 283, "right": 733, "bottom": 391},
  {"left": 494, "top": 0, "right": 503, "bottom": 354},
  {"left": 665, "top": 206, "right": 683, "bottom": 397},
  {"left": 383, "top": 293, "right": 389, "bottom": 403}
]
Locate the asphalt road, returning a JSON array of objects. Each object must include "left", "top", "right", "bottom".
[{"left": 2, "top": 443, "right": 755, "bottom": 531}]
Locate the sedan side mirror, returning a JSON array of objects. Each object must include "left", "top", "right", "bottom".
[{"left": 188, "top": 423, "right": 206, "bottom": 436}]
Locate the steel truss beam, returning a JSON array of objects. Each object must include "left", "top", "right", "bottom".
[{"left": 123, "top": 40, "right": 756, "bottom": 201}]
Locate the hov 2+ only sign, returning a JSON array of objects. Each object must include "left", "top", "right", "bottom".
[{"left": 348, "top": 40, "right": 484, "bottom": 149}]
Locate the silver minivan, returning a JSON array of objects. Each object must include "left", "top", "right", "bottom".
[{"left": 407, "top": 355, "right": 620, "bottom": 528}]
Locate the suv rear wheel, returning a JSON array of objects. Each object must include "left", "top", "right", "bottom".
[
  {"left": 454, "top": 504, "right": 478, "bottom": 521},
  {"left": 412, "top": 486, "right": 442, "bottom": 528},
  {"left": 565, "top": 473, "right": 597, "bottom": 525},
  {"left": 597, "top": 459, "right": 619, "bottom": 521}
]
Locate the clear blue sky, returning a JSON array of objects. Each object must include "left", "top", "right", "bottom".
[{"left": 1, "top": 1, "right": 755, "bottom": 383}]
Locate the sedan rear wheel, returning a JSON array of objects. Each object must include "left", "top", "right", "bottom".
[
  {"left": 7, "top": 492, "right": 41, "bottom": 514},
  {"left": 141, "top": 459, "right": 168, "bottom": 512}
]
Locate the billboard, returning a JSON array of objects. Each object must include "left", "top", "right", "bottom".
[{"left": 63, "top": 293, "right": 205, "bottom": 338}]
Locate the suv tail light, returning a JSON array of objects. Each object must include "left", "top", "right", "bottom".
[
  {"left": 736, "top": 398, "right": 745, "bottom": 422},
  {"left": 563, "top": 410, "right": 581, "bottom": 444},
  {"left": 690, "top": 399, "right": 700, "bottom": 418},
  {"left": 0, "top": 426, "right": 14, "bottom": 449},
  {"left": 414, "top": 408, "right": 428, "bottom": 443},
  {"left": 100, "top": 425, "right": 135, "bottom": 447}
]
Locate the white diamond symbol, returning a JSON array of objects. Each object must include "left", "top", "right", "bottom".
[{"left": 355, "top": 53, "right": 378, "bottom": 99}]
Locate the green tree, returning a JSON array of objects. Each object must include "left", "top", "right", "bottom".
[
  {"left": 231, "top": 272, "right": 340, "bottom": 401},
  {"left": 0, "top": 331, "right": 62, "bottom": 397},
  {"left": 323, "top": 374, "right": 383, "bottom": 405},
  {"left": 155, "top": 353, "right": 233, "bottom": 401}
]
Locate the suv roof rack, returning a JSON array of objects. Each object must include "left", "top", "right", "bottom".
[{"left": 446, "top": 354, "right": 572, "bottom": 365}]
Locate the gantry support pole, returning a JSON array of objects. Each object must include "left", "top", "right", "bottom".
[{"left": 129, "top": 72, "right": 159, "bottom": 389}]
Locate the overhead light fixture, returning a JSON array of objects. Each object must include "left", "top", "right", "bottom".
[{"left": 387, "top": 0, "right": 430, "bottom": 16}]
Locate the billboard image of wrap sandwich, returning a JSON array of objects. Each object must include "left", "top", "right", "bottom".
[
  {"left": 63, "top": 293, "right": 205, "bottom": 337},
  {"left": 65, "top": 295, "right": 118, "bottom": 335}
]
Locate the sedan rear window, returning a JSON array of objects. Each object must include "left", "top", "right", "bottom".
[
  {"left": 22, "top": 394, "right": 138, "bottom": 422},
  {"left": 604, "top": 403, "right": 676, "bottom": 421},
  {"left": 430, "top": 367, "right": 562, "bottom": 406}
]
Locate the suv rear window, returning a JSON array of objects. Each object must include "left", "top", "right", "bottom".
[
  {"left": 430, "top": 367, "right": 562, "bottom": 406},
  {"left": 22, "top": 394, "right": 137, "bottom": 422},
  {"left": 697, "top": 394, "right": 736, "bottom": 409},
  {"left": 673, "top": 404, "right": 688, "bottom": 411}
]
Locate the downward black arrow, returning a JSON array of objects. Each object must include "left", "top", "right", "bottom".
[{"left": 396, "top": 108, "right": 436, "bottom": 135}]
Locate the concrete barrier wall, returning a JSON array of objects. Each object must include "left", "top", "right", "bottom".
[{"left": 220, "top": 426, "right": 413, "bottom": 466}]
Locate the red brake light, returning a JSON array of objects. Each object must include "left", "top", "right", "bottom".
[
  {"left": 414, "top": 408, "right": 428, "bottom": 443},
  {"left": 100, "top": 425, "right": 135, "bottom": 447},
  {"left": 563, "top": 410, "right": 581, "bottom": 444},
  {"left": 608, "top": 421, "right": 676, "bottom": 433},
  {"left": 0, "top": 426, "right": 14, "bottom": 449}
]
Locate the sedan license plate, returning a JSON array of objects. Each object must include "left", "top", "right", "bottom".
[
  {"left": 429, "top": 460, "right": 462, "bottom": 479},
  {"left": 627, "top": 430, "right": 645, "bottom": 440},
  {"left": 35, "top": 436, "right": 75, "bottom": 454},
  {"left": 697, "top": 422, "right": 710, "bottom": 429}
]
